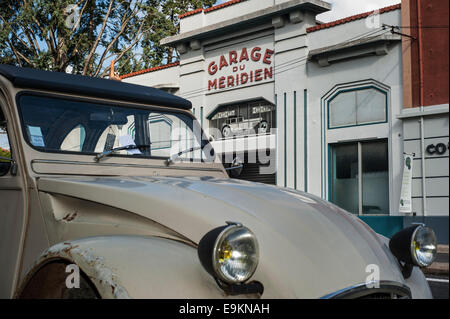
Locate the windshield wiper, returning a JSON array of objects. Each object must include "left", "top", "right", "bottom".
[
  {"left": 94, "top": 144, "right": 151, "bottom": 162},
  {"left": 165, "top": 140, "right": 212, "bottom": 166}
]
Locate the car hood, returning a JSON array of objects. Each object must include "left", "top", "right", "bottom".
[{"left": 37, "top": 175, "right": 406, "bottom": 298}]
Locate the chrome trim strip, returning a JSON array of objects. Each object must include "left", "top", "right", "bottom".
[
  {"left": 31, "top": 159, "right": 223, "bottom": 173},
  {"left": 320, "top": 281, "right": 412, "bottom": 299}
]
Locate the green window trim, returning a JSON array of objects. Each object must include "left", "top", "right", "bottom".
[
  {"left": 294, "top": 91, "right": 297, "bottom": 190},
  {"left": 327, "top": 86, "right": 388, "bottom": 130},
  {"left": 328, "top": 139, "right": 390, "bottom": 216},
  {"left": 284, "top": 93, "right": 287, "bottom": 188},
  {"left": 148, "top": 118, "right": 173, "bottom": 150},
  {"left": 303, "top": 89, "right": 308, "bottom": 193},
  {"left": 320, "top": 80, "right": 391, "bottom": 200}
]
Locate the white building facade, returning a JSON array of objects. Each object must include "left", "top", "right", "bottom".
[{"left": 122, "top": 0, "right": 449, "bottom": 242}]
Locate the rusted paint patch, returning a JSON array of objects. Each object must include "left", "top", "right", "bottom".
[
  {"left": 73, "top": 247, "right": 129, "bottom": 299},
  {"left": 37, "top": 242, "right": 130, "bottom": 299},
  {"left": 62, "top": 212, "right": 78, "bottom": 222}
]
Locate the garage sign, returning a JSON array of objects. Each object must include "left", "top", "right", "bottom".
[{"left": 207, "top": 46, "right": 274, "bottom": 92}]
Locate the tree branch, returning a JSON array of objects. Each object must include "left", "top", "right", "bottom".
[
  {"left": 72, "top": 0, "right": 89, "bottom": 32},
  {"left": 82, "top": 0, "right": 115, "bottom": 75},
  {"left": 93, "top": 0, "right": 143, "bottom": 77},
  {"left": 99, "top": 24, "right": 149, "bottom": 78},
  {"left": 22, "top": 0, "right": 55, "bottom": 56},
  {"left": 7, "top": 40, "right": 23, "bottom": 67}
]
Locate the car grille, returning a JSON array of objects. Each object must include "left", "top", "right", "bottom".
[
  {"left": 357, "top": 292, "right": 410, "bottom": 299},
  {"left": 321, "top": 281, "right": 412, "bottom": 299}
]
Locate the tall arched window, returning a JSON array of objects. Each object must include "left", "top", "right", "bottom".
[{"left": 324, "top": 82, "right": 390, "bottom": 215}]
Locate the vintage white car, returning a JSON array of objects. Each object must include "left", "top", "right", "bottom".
[
  {"left": 221, "top": 116, "right": 268, "bottom": 138},
  {"left": 0, "top": 65, "right": 437, "bottom": 299}
]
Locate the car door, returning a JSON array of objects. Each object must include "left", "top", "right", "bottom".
[{"left": 0, "top": 95, "right": 27, "bottom": 298}]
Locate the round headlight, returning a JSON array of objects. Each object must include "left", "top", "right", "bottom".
[
  {"left": 389, "top": 225, "right": 437, "bottom": 268},
  {"left": 411, "top": 226, "right": 437, "bottom": 267},
  {"left": 198, "top": 222, "right": 259, "bottom": 284}
]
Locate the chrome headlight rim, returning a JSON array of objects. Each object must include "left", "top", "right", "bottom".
[
  {"left": 409, "top": 225, "right": 437, "bottom": 267},
  {"left": 390, "top": 224, "right": 438, "bottom": 272},
  {"left": 210, "top": 223, "right": 259, "bottom": 284}
]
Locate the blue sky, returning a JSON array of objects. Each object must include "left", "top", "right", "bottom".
[
  {"left": 214, "top": 0, "right": 400, "bottom": 22},
  {"left": 0, "top": 135, "right": 9, "bottom": 150}
]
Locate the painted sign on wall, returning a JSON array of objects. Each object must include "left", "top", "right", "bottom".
[{"left": 207, "top": 46, "right": 274, "bottom": 92}]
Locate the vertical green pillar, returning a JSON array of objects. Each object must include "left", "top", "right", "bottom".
[
  {"left": 294, "top": 91, "right": 297, "bottom": 190},
  {"left": 304, "top": 89, "right": 308, "bottom": 193},
  {"left": 284, "top": 93, "right": 287, "bottom": 188}
]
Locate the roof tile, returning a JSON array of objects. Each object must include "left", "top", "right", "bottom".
[
  {"left": 179, "top": 0, "right": 246, "bottom": 19},
  {"left": 306, "top": 3, "right": 401, "bottom": 33},
  {"left": 120, "top": 61, "right": 180, "bottom": 79}
]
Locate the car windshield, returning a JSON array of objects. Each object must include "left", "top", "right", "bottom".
[{"left": 17, "top": 94, "right": 213, "bottom": 162}]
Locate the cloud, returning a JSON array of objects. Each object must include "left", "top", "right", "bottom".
[{"left": 317, "top": 0, "right": 401, "bottom": 22}]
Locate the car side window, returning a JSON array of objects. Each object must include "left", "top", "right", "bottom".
[{"left": 0, "top": 108, "right": 12, "bottom": 176}]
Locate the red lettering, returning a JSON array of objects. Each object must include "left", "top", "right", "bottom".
[
  {"left": 263, "top": 49, "right": 274, "bottom": 65},
  {"left": 232, "top": 66, "right": 238, "bottom": 72},
  {"left": 264, "top": 67, "right": 273, "bottom": 80},
  {"left": 241, "top": 73, "right": 248, "bottom": 84},
  {"left": 236, "top": 74, "right": 239, "bottom": 86},
  {"left": 219, "top": 76, "right": 226, "bottom": 89},
  {"left": 219, "top": 55, "right": 228, "bottom": 70},
  {"left": 250, "top": 71, "right": 253, "bottom": 82},
  {"left": 240, "top": 48, "right": 249, "bottom": 62},
  {"left": 255, "top": 69, "right": 263, "bottom": 81},
  {"left": 227, "top": 76, "right": 234, "bottom": 87},
  {"left": 208, "top": 61, "right": 218, "bottom": 75},
  {"left": 208, "top": 79, "right": 217, "bottom": 90},
  {"left": 229, "top": 51, "right": 238, "bottom": 65},
  {"left": 251, "top": 47, "right": 261, "bottom": 62}
]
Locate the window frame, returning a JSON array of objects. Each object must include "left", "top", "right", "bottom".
[
  {"left": 329, "top": 139, "right": 390, "bottom": 216},
  {"left": 208, "top": 99, "right": 276, "bottom": 140},
  {"left": 15, "top": 91, "right": 208, "bottom": 161},
  {"left": 327, "top": 86, "right": 388, "bottom": 130},
  {"left": 0, "top": 105, "right": 13, "bottom": 176}
]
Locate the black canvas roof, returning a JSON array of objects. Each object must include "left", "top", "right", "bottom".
[{"left": 0, "top": 64, "right": 191, "bottom": 110}]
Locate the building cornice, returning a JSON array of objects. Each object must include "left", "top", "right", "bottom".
[
  {"left": 161, "top": 0, "right": 331, "bottom": 47},
  {"left": 397, "top": 104, "right": 449, "bottom": 119},
  {"left": 309, "top": 33, "right": 401, "bottom": 66}
]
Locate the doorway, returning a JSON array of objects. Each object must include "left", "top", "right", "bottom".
[{"left": 329, "top": 139, "right": 389, "bottom": 215}]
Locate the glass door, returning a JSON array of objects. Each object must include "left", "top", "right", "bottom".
[{"left": 330, "top": 139, "right": 389, "bottom": 215}]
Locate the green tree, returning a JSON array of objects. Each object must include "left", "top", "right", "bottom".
[
  {"left": 120, "top": 0, "right": 216, "bottom": 73},
  {"left": 0, "top": 0, "right": 216, "bottom": 77}
]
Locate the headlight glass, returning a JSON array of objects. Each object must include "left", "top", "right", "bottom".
[
  {"left": 212, "top": 225, "right": 259, "bottom": 284},
  {"left": 411, "top": 226, "right": 437, "bottom": 267}
]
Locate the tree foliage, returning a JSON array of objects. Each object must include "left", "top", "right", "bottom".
[{"left": 0, "top": 0, "right": 216, "bottom": 77}]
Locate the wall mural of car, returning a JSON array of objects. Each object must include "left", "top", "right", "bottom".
[
  {"left": 221, "top": 116, "right": 269, "bottom": 138},
  {"left": 0, "top": 64, "right": 437, "bottom": 299}
]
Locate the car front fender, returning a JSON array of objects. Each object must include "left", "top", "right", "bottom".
[
  {"left": 17, "top": 235, "right": 232, "bottom": 299},
  {"left": 376, "top": 234, "right": 433, "bottom": 299}
]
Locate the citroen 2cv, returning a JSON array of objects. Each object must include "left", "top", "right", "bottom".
[{"left": 0, "top": 64, "right": 437, "bottom": 299}]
